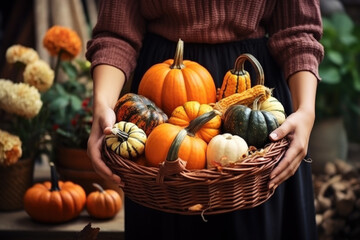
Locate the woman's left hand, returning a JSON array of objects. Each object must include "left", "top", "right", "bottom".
[
  {"left": 268, "top": 108, "right": 315, "bottom": 189},
  {"left": 267, "top": 71, "right": 318, "bottom": 189}
]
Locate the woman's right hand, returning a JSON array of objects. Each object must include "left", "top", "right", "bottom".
[
  {"left": 87, "top": 102, "right": 121, "bottom": 184},
  {"left": 87, "top": 64, "right": 125, "bottom": 185}
]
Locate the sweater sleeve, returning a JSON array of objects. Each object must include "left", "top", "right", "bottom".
[
  {"left": 267, "top": 0, "right": 324, "bottom": 81},
  {"left": 85, "top": 0, "right": 146, "bottom": 80}
]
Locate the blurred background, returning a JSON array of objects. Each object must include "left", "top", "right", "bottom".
[{"left": 0, "top": 1, "right": 359, "bottom": 240}]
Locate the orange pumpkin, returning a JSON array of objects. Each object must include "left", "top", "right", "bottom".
[
  {"left": 23, "top": 162, "right": 86, "bottom": 223},
  {"left": 86, "top": 183, "right": 122, "bottom": 219},
  {"left": 145, "top": 111, "right": 218, "bottom": 169},
  {"left": 168, "top": 101, "right": 221, "bottom": 143},
  {"left": 218, "top": 53, "right": 264, "bottom": 100},
  {"left": 138, "top": 39, "right": 217, "bottom": 116}
]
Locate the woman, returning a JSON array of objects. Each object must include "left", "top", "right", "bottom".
[{"left": 86, "top": 1, "right": 324, "bottom": 239}]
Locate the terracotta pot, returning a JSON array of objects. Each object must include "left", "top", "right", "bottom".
[
  {"left": 0, "top": 158, "right": 34, "bottom": 211},
  {"left": 54, "top": 146, "right": 123, "bottom": 196},
  {"left": 309, "top": 117, "right": 348, "bottom": 174}
]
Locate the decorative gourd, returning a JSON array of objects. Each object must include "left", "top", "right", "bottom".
[
  {"left": 86, "top": 183, "right": 122, "bottom": 219},
  {"left": 114, "top": 93, "right": 168, "bottom": 135},
  {"left": 223, "top": 98, "right": 279, "bottom": 148},
  {"left": 213, "top": 84, "right": 272, "bottom": 114},
  {"left": 219, "top": 53, "right": 264, "bottom": 99},
  {"left": 256, "top": 96, "right": 286, "bottom": 125},
  {"left": 206, "top": 133, "right": 249, "bottom": 169},
  {"left": 138, "top": 39, "right": 217, "bottom": 116},
  {"left": 145, "top": 111, "right": 218, "bottom": 169},
  {"left": 168, "top": 101, "right": 221, "bottom": 143},
  {"left": 23, "top": 162, "right": 86, "bottom": 223},
  {"left": 105, "top": 121, "right": 147, "bottom": 160}
]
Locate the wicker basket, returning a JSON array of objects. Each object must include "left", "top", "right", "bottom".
[
  {"left": 102, "top": 138, "right": 288, "bottom": 215},
  {"left": 0, "top": 158, "right": 34, "bottom": 211}
]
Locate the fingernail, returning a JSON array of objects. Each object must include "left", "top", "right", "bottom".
[
  {"left": 268, "top": 183, "right": 274, "bottom": 189},
  {"left": 270, "top": 174, "right": 276, "bottom": 179},
  {"left": 270, "top": 132, "right": 278, "bottom": 140}
]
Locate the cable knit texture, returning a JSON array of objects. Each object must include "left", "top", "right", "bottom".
[{"left": 86, "top": 0, "right": 324, "bottom": 81}]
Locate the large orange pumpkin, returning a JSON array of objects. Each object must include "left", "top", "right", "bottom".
[
  {"left": 138, "top": 39, "right": 217, "bottom": 116},
  {"left": 23, "top": 162, "right": 86, "bottom": 223},
  {"left": 168, "top": 101, "right": 221, "bottom": 143},
  {"left": 145, "top": 111, "right": 218, "bottom": 169}
]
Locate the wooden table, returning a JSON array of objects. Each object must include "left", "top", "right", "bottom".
[{"left": 0, "top": 160, "right": 125, "bottom": 240}]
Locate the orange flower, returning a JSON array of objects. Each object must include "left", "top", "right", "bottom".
[{"left": 43, "top": 25, "right": 82, "bottom": 60}]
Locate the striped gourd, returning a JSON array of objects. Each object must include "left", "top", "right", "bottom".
[
  {"left": 256, "top": 96, "right": 286, "bottom": 124},
  {"left": 105, "top": 121, "right": 147, "bottom": 159}
]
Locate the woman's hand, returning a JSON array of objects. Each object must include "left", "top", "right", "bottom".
[
  {"left": 268, "top": 71, "right": 318, "bottom": 189},
  {"left": 87, "top": 64, "right": 125, "bottom": 185},
  {"left": 87, "top": 103, "right": 121, "bottom": 184}
]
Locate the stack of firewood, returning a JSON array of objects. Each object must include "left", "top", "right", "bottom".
[{"left": 313, "top": 159, "right": 360, "bottom": 240}]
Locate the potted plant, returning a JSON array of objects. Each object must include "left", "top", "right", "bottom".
[{"left": 309, "top": 12, "right": 360, "bottom": 172}]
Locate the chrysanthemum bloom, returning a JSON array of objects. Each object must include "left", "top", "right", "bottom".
[
  {"left": 0, "top": 79, "right": 43, "bottom": 118},
  {"left": 0, "top": 129, "right": 22, "bottom": 166},
  {"left": 23, "top": 60, "right": 54, "bottom": 92},
  {"left": 43, "top": 25, "right": 82, "bottom": 60},
  {"left": 6, "top": 44, "right": 39, "bottom": 65}
]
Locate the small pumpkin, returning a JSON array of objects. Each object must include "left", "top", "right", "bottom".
[
  {"left": 105, "top": 121, "right": 147, "bottom": 160},
  {"left": 218, "top": 53, "right": 264, "bottom": 100},
  {"left": 86, "top": 183, "right": 122, "bottom": 219},
  {"left": 223, "top": 98, "right": 279, "bottom": 148},
  {"left": 206, "top": 133, "right": 249, "bottom": 169},
  {"left": 168, "top": 101, "right": 221, "bottom": 143},
  {"left": 256, "top": 96, "right": 286, "bottom": 125},
  {"left": 145, "top": 111, "right": 218, "bottom": 169},
  {"left": 23, "top": 162, "right": 86, "bottom": 223},
  {"left": 114, "top": 93, "right": 168, "bottom": 135},
  {"left": 138, "top": 39, "right": 217, "bottom": 116}
]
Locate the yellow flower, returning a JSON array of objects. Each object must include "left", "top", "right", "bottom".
[
  {"left": 43, "top": 25, "right": 82, "bottom": 60},
  {"left": 0, "top": 129, "right": 22, "bottom": 166},
  {"left": 6, "top": 44, "right": 39, "bottom": 65},
  {"left": 23, "top": 60, "right": 54, "bottom": 92},
  {"left": 0, "top": 79, "right": 43, "bottom": 118}
]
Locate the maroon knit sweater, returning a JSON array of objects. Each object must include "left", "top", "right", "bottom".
[{"left": 86, "top": 0, "right": 324, "bottom": 82}]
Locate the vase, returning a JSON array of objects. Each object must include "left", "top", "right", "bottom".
[
  {"left": 0, "top": 158, "right": 34, "bottom": 211},
  {"left": 308, "top": 117, "right": 348, "bottom": 174},
  {"left": 54, "top": 146, "right": 123, "bottom": 196}
]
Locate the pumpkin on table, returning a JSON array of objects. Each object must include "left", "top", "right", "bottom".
[
  {"left": 86, "top": 183, "right": 122, "bottom": 219},
  {"left": 105, "top": 121, "right": 147, "bottom": 160},
  {"left": 114, "top": 93, "right": 168, "bottom": 135},
  {"left": 138, "top": 39, "right": 217, "bottom": 116},
  {"left": 218, "top": 53, "right": 264, "bottom": 100},
  {"left": 168, "top": 101, "right": 221, "bottom": 143},
  {"left": 23, "top": 162, "right": 86, "bottom": 223},
  {"left": 145, "top": 111, "right": 219, "bottom": 170},
  {"left": 222, "top": 97, "right": 279, "bottom": 148}
]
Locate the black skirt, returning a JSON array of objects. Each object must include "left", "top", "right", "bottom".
[{"left": 126, "top": 33, "right": 317, "bottom": 240}]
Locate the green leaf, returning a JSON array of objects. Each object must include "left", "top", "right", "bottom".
[
  {"left": 327, "top": 50, "right": 343, "bottom": 65},
  {"left": 319, "top": 66, "right": 341, "bottom": 84},
  {"left": 61, "top": 62, "right": 78, "bottom": 81},
  {"left": 69, "top": 95, "right": 82, "bottom": 111},
  {"left": 49, "top": 97, "right": 70, "bottom": 110}
]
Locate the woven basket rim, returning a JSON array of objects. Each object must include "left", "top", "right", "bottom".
[{"left": 102, "top": 138, "right": 289, "bottom": 215}]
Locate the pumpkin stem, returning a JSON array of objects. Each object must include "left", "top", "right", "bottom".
[
  {"left": 49, "top": 162, "right": 61, "bottom": 191},
  {"left": 92, "top": 183, "right": 105, "bottom": 193},
  {"left": 252, "top": 96, "right": 263, "bottom": 111},
  {"left": 166, "top": 110, "right": 219, "bottom": 162},
  {"left": 166, "top": 129, "right": 187, "bottom": 161},
  {"left": 232, "top": 53, "right": 264, "bottom": 85},
  {"left": 170, "top": 39, "right": 185, "bottom": 69},
  {"left": 186, "top": 110, "right": 219, "bottom": 135},
  {"left": 111, "top": 128, "right": 129, "bottom": 142}
]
